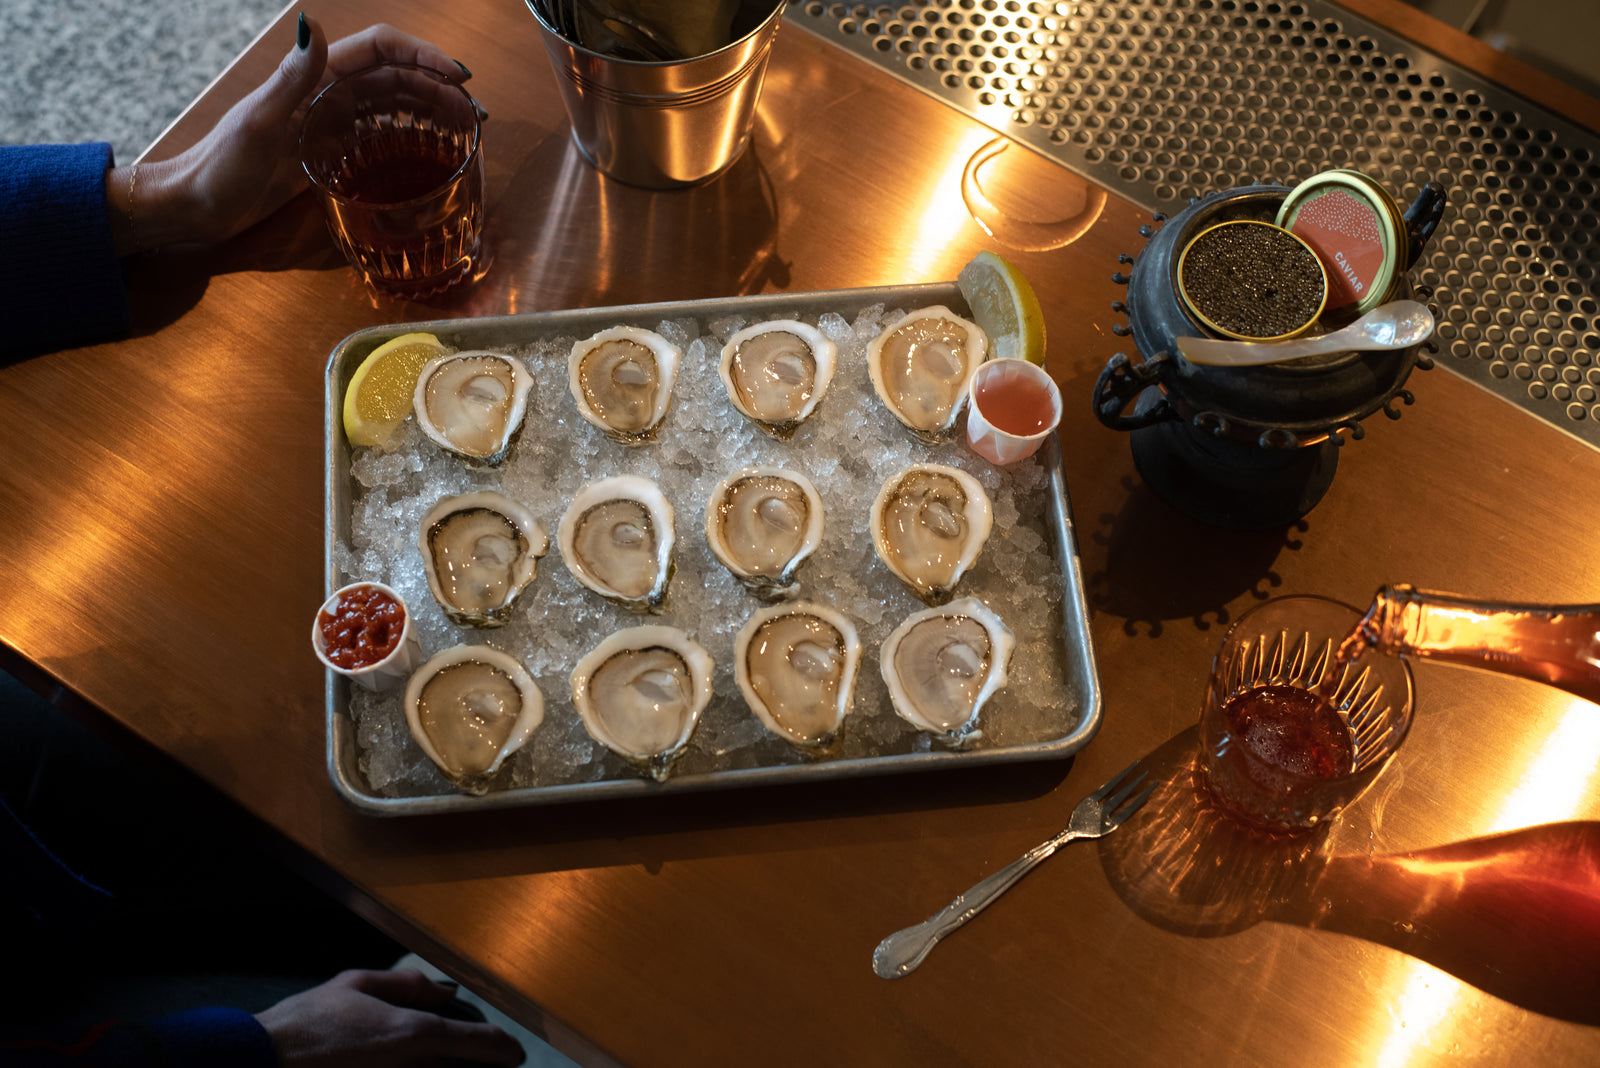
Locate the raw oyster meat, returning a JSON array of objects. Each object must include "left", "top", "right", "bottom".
[
  {"left": 867, "top": 305, "right": 989, "bottom": 442},
  {"left": 418, "top": 491, "right": 548, "bottom": 627},
  {"left": 570, "top": 625, "right": 713, "bottom": 781},
  {"left": 704, "top": 466, "right": 823, "bottom": 598},
  {"left": 558, "top": 475, "right": 675, "bottom": 613},
  {"left": 414, "top": 351, "right": 533, "bottom": 463},
  {"left": 733, "top": 602, "right": 860, "bottom": 748},
  {"left": 404, "top": 644, "right": 544, "bottom": 793},
  {"left": 871, "top": 463, "right": 993, "bottom": 604},
  {"left": 568, "top": 325, "right": 682, "bottom": 443},
  {"left": 881, "top": 597, "right": 1014, "bottom": 745},
  {"left": 718, "top": 319, "right": 837, "bottom": 436}
]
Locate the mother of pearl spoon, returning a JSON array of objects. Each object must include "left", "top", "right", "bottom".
[{"left": 1175, "top": 300, "right": 1434, "bottom": 367}]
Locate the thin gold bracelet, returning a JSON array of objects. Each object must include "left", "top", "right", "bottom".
[{"left": 125, "top": 161, "right": 141, "bottom": 253}]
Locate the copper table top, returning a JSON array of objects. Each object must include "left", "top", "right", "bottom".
[{"left": 2, "top": 0, "right": 1597, "bottom": 1064}]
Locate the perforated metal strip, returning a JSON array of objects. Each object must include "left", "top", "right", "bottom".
[{"left": 788, "top": 0, "right": 1600, "bottom": 447}]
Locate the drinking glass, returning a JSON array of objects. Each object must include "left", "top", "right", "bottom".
[
  {"left": 301, "top": 63, "right": 486, "bottom": 299},
  {"left": 1200, "top": 595, "right": 1414, "bottom": 832}
]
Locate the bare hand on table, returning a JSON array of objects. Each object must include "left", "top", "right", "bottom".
[
  {"left": 107, "top": 15, "right": 468, "bottom": 255},
  {"left": 256, "top": 968, "right": 526, "bottom": 1067}
]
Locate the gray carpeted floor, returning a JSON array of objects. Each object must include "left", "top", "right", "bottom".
[{"left": 0, "top": 0, "right": 285, "bottom": 163}]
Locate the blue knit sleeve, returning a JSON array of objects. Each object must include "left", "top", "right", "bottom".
[
  {"left": 0, "top": 1008, "right": 278, "bottom": 1067},
  {"left": 0, "top": 143, "right": 132, "bottom": 359},
  {"left": 139, "top": 1007, "right": 280, "bottom": 1067}
]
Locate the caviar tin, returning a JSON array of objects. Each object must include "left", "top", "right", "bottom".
[
  {"left": 1175, "top": 220, "right": 1329, "bottom": 342},
  {"left": 1275, "top": 169, "right": 1406, "bottom": 319}
]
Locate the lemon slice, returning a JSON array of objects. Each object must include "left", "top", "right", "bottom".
[
  {"left": 957, "top": 250, "right": 1047, "bottom": 366},
  {"left": 342, "top": 332, "right": 446, "bottom": 446}
]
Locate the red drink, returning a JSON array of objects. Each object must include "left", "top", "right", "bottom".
[
  {"left": 1200, "top": 596, "right": 1414, "bottom": 832},
  {"left": 301, "top": 64, "right": 486, "bottom": 299},
  {"left": 332, "top": 129, "right": 467, "bottom": 204},
  {"left": 1204, "top": 683, "right": 1356, "bottom": 831},
  {"left": 973, "top": 373, "right": 1058, "bottom": 435},
  {"left": 1223, "top": 684, "right": 1353, "bottom": 780}
]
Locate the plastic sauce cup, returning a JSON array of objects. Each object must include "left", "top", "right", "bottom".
[
  {"left": 312, "top": 581, "right": 422, "bottom": 692},
  {"left": 965, "top": 358, "right": 1063, "bottom": 465}
]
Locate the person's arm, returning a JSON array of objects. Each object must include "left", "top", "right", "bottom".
[
  {"left": 1, "top": 1007, "right": 277, "bottom": 1067},
  {"left": 255, "top": 969, "right": 526, "bottom": 1067},
  {"left": 0, "top": 142, "right": 132, "bottom": 356},
  {"left": 102, "top": 16, "right": 468, "bottom": 257},
  {"left": 1, "top": 15, "right": 467, "bottom": 359}
]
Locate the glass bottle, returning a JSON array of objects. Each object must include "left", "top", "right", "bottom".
[{"left": 1341, "top": 584, "right": 1600, "bottom": 704}]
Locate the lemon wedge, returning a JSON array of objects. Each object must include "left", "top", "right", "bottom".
[
  {"left": 342, "top": 332, "right": 446, "bottom": 447},
  {"left": 957, "top": 250, "right": 1047, "bottom": 366}
]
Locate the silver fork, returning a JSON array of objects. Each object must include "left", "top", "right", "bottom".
[{"left": 871, "top": 760, "right": 1154, "bottom": 979}]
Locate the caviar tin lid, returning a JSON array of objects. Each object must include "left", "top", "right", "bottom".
[
  {"left": 1176, "top": 220, "right": 1329, "bottom": 343},
  {"left": 1275, "top": 169, "right": 1405, "bottom": 319}
]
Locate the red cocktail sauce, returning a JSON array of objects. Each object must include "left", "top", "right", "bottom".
[{"left": 318, "top": 585, "right": 405, "bottom": 669}]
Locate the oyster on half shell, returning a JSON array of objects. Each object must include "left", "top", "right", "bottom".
[
  {"left": 568, "top": 326, "right": 682, "bottom": 444},
  {"left": 705, "top": 467, "right": 824, "bottom": 599},
  {"left": 558, "top": 475, "right": 675, "bottom": 613},
  {"left": 733, "top": 602, "right": 860, "bottom": 748},
  {"left": 718, "top": 319, "right": 838, "bottom": 436},
  {"left": 570, "top": 625, "right": 714, "bottom": 781},
  {"left": 414, "top": 351, "right": 533, "bottom": 464},
  {"left": 871, "top": 463, "right": 994, "bottom": 604},
  {"left": 419, "top": 491, "right": 549, "bottom": 627},
  {"left": 881, "top": 597, "right": 1014, "bottom": 746},
  {"left": 405, "top": 644, "right": 545, "bottom": 793},
  {"left": 867, "top": 306, "right": 989, "bottom": 442}
]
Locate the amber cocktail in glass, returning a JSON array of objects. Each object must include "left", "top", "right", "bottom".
[{"left": 301, "top": 63, "right": 486, "bottom": 299}]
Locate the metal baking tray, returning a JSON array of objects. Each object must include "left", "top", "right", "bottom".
[{"left": 324, "top": 283, "right": 1101, "bottom": 815}]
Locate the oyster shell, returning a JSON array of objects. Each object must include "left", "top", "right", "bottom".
[
  {"left": 414, "top": 351, "right": 533, "bottom": 463},
  {"left": 867, "top": 305, "right": 989, "bottom": 442},
  {"left": 570, "top": 625, "right": 713, "bottom": 780},
  {"left": 733, "top": 602, "right": 860, "bottom": 748},
  {"left": 404, "top": 644, "right": 545, "bottom": 793},
  {"left": 568, "top": 326, "right": 682, "bottom": 444},
  {"left": 558, "top": 475, "right": 675, "bottom": 613},
  {"left": 881, "top": 597, "right": 1014, "bottom": 745},
  {"left": 419, "top": 491, "right": 549, "bottom": 627},
  {"left": 704, "top": 466, "right": 824, "bottom": 598},
  {"left": 718, "top": 319, "right": 838, "bottom": 436},
  {"left": 871, "top": 463, "right": 994, "bottom": 604}
]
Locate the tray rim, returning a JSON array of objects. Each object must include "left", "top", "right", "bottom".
[{"left": 323, "top": 282, "right": 1103, "bottom": 815}]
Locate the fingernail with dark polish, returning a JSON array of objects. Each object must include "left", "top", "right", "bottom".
[
  {"left": 454, "top": 59, "right": 473, "bottom": 80},
  {"left": 437, "top": 979, "right": 459, "bottom": 991},
  {"left": 297, "top": 12, "right": 310, "bottom": 50}
]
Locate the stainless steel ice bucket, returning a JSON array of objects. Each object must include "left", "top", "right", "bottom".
[{"left": 526, "top": 0, "right": 786, "bottom": 189}]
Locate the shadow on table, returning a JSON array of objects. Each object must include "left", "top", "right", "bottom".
[
  {"left": 1097, "top": 728, "right": 1600, "bottom": 1025},
  {"left": 1079, "top": 473, "right": 1310, "bottom": 638},
  {"left": 349, "top": 753, "right": 1079, "bottom": 877}
]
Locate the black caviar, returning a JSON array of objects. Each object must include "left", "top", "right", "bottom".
[{"left": 1180, "top": 222, "right": 1325, "bottom": 339}]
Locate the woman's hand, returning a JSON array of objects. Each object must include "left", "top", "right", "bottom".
[
  {"left": 255, "top": 968, "right": 526, "bottom": 1067},
  {"left": 108, "top": 15, "right": 468, "bottom": 254}
]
